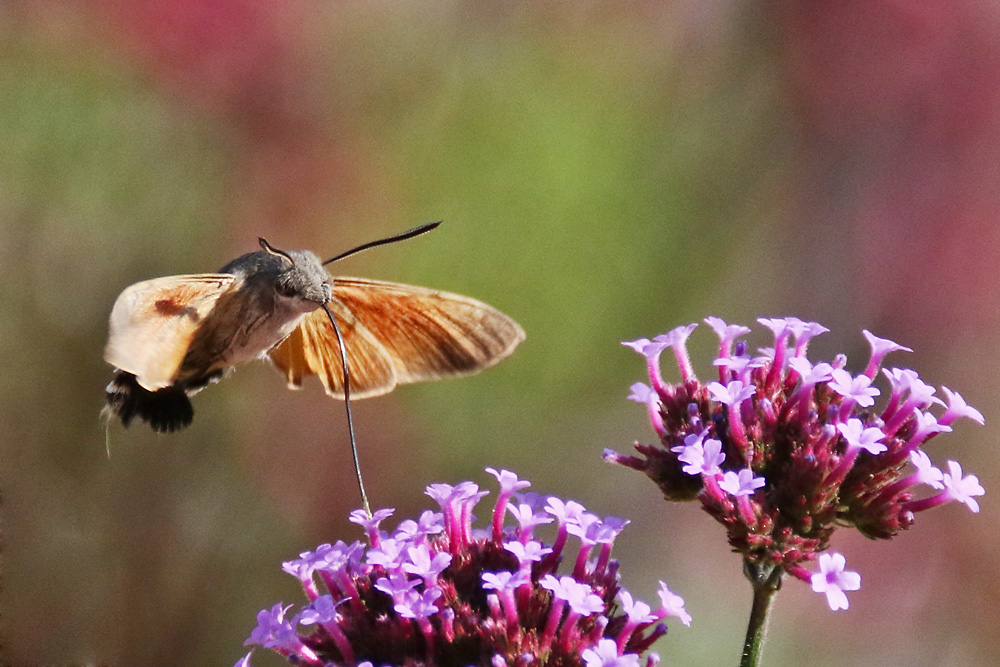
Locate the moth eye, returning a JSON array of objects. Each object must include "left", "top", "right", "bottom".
[{"left": 276, "top": 282, "right": 298, "bottom": 298}]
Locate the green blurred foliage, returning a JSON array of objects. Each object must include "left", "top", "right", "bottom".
[{"left": 2, "top": 2, "right": 999, "bottom": 667}]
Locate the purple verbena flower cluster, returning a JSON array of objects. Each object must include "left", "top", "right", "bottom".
[
  {"left": 238, "top": 468, "right": 689, "bottom": 667},
  {"left": 608, "top": 317, "right": 985, "bottom": 610}
]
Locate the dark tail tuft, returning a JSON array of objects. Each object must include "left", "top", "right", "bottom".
[{"left": 105, "top": 371, "right": 194, "bottom": 433}]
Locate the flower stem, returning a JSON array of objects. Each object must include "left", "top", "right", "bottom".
[{"left": 740, "top": 561, "right": 783, "bottom": 667}]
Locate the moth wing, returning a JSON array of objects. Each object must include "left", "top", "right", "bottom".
[
  {"left": 327, "top": 277, "right": 525, "bottom": 385},
  {"left": 104, "top": 274, "right": 236, "bottom": 390},
  {"left": 268, "top": 297, "right": 399, "bottom": 399}
]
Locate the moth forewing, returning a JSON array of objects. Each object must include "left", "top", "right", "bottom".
[{"left": 104, "top": 274, "right": 235, "bottom": 390}]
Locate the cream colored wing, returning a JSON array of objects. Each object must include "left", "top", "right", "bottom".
[
  {"left": 267, "top": 277, "right": 524, "bottom": 399},
  {"left": 104, "top": 274, "right": 236, "bottom": 391}
]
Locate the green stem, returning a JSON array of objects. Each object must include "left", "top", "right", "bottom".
[{"left": 739, "top": 562, "right": 783, "bottom": 667}]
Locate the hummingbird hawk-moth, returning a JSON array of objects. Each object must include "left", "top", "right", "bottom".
[{"left": 103, "top": 223, "right": 524, "bottom": 433}]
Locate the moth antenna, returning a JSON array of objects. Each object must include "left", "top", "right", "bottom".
[
  {"left": 322, "top": 302, "right": 372, "bottom": 517},
  {"left": 322, "top": 221, "right": 441, "bottom": 266},
  {"left": 259, "top": 238, "right": 296, "bottom": 266}
]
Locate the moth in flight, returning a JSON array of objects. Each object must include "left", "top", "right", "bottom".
[{"left": 104, "top": 223, "right": 524, "bottom": 433}]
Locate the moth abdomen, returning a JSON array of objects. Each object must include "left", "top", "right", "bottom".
[{"left": 105, "top": 371, "right": 194, "bottom": 433}]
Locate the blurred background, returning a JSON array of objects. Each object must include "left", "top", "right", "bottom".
[{"left": 2, "top": 1, "right": 999, "bottom": 665}]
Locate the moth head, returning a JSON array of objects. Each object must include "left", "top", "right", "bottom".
[{"left": 258, "top": 238, "right": 332, "bottom": 306}]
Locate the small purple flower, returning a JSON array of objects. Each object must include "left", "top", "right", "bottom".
[
  {"left": 612, "top": 317, "right": 985, "bottom": 610},
  {"left": 483, "top": 570, "right": 531, "bottom": 632},
  {"left": 508, "top": 501, "right": 554, "bottom": 542},
  {"left": 349, "top": 508, "right": 394, "bottom": 550},
  {"left": 482, "top": 570, "right": 530, "bottom": 592},
  {"left": 808, "top": 553, "right": 861, "bottom": 611},
  {"left": 704, "top": 316, "right": 751, "bottom": 363},
  {"left": 281, "top": 557, "right": 320, "bottom": 601},
  {"left": 562, "top": 579, "right": 605, "bottom": 616},
  {"left": 908, "top": 410, "right": 951, "bottom": 441},
  {"left": 628, "top": 382, "right": 666, "bottom": 436},
  {"left": 582, "top": 638, "right": 642, "bottom": 667},
  {"left": 349, "top": 507, "right": 394, "bottom": 530},
  {"left": 713, "top": 354, "right": 762, "bottom": 385},
  {"left": 627, "top": 382, "right": 654, "bottom": 403},
  {"left": 365, "top": 537, "right": 407, "bottom": 569},
  {"left": 486, "top": 467, "right": 531, "bottom": 495},
  {"left": 297, "top": 595, "right": 342, "bottom": 626},
  {"left": 245, "top": 603, "right": 291, "bottom": 647},
  {"left": 787, "top": 357, "right": 834, "bottom": 417},
  {"left": 374, "top": 571, "right": 418, "bottom": 602},
  {"left": 940, "top": 461, "right": 986, "bottom": 512},
  {"left": 611, "top": 590, "right": 657, "bottom": 655},
  {"left": 863, "top": 330, "right": 912, "bottom": 379},
  {"left": 619, "top": 590, "right": 656, "bottom": 625},
  {"left": 672, "top": 432, "right": 725, "bottom": 476},
  {"left": 622, "top": 338, "right": 666, "bottom": 357},
  {"left": 486, "top": 468, "right": 532, "bottom": 539},
  {"left": 655, "top": 582, "right": 692, "bottom": 627},
  {"left": 546, "top": 496, "right": 588, "bottom": 526},
  {"left": 504, "top": 539, "right": 552, "bottom": 568},
  {"left": 707, "top": 379, "right": 756, "bottom": 407},
  {"left": 939, "top": 387, "right": 986, "bottom": 426},
  {"left": 786, "top": 318, "right": 829, "bottom": 357},
  {"left": 402, "top": 544, "right": 452, "bottom": 585},
  {"left": 837, "top": 419, "right": 887, "bottom": 456},
  {"left": 883, "top": 372, "right": 943, "bottom": 436},
  {"left": 908, "top": 450, "right": 945, "bottom": 489},
  {"left": 707, "top": 379, "right": 755, "bottom": 450},
  {"left": 622, "top": 338, "right": 672, "bottom": 397},
  {"left": 653, "top": 323, "right": 699, "bottom": 383},
  {"left": 394, "top": 587, "right": 442, "bottom": 619},
  {"left": 718, "top": 469, "right": 765, "bottom": 497},
  {"left": 240, "top": 470, "right": 681, "bottom": 666},
  {"left": 757, "top": 318, "right": 794, "bottom": 388},
  {"left": 787, "top": 357, "right": 833, "bottom": 386},
  {"left": 756, "top": 317, "right": 793, "bottom": 339},
  {"left": 244, "top": 603, "right": 318, "bottom": 663},
  {"left": 393, "top": 510, "right": 444, "bottom": 542},
  {"left": 829, "top": 369, "right": 880, "bottom": 410}
]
